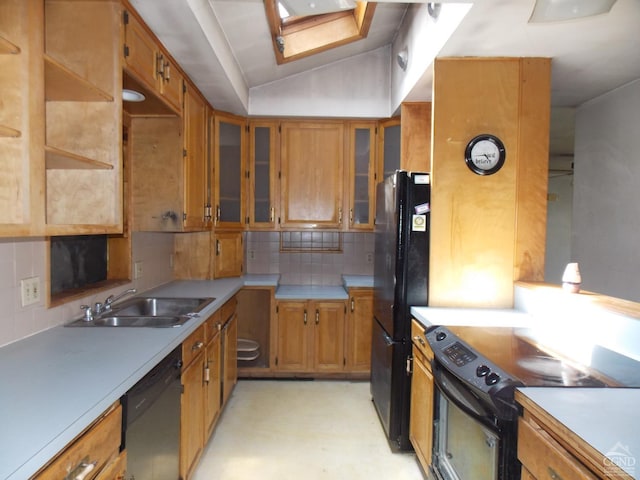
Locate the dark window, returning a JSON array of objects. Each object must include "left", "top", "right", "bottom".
[{"left": 50, "top": 235, "right": 108, "bottom": 295}]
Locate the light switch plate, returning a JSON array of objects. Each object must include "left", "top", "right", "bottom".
[
  {"left": 20, "top": 276, "right": 40, "bottom": 307},
  {"left": 134, "top": 261, "right": 143, "bottom": 279}
]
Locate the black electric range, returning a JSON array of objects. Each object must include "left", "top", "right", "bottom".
[{"left": 443, "top": 325, "right": 640, "bottom": 388}]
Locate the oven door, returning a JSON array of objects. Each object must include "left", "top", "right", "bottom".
[{"left": 431, "top": 361, "right": 502, "bottom": 480}]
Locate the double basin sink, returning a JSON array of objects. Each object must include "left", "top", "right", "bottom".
[{"left": 66, "top": 297, "right": 215, "bottom": 328}]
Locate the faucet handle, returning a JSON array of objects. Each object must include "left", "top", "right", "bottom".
[
  {"left": 80, "top": 305, "right": 94, "bottom": 322},
  {"left": 94, "top": 302, "right": 104, "bottom": 314}
]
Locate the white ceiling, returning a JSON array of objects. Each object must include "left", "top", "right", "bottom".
[{"left": 128, "top": 0, "right": 640, "bottom": 151}]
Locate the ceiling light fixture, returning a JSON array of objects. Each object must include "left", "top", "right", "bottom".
[
  {"left": 122, "top": 89, "right": 145, "bottom": 102},
  {"left": 529, "top": 0, "right": 617, "bottom": 23}
]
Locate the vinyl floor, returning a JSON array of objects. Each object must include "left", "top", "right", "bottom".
[{"left": 192, "top": 379, "right": 426, "bottom": 480}]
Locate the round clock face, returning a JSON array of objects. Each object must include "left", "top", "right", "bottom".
[{"left": 464, "top": 134, "right": 506, "bottom": 175}]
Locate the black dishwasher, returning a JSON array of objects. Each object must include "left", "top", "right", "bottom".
[{"left": 123, "top": 345, "right": 182, "bottom": 480}]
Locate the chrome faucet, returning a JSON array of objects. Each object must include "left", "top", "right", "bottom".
[{"left": 99, "top": 288, "right": 137, "bottom": 314}]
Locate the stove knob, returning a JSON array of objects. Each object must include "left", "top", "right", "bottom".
[
  {"left": 476, "top": 365, "right": 490, "bottom": 377},
  {"left": 435, "top": 331, "right": 447, "bottom": 341},
  {"left": 485, "top": 372, "right": 500, "bottom": 386}
]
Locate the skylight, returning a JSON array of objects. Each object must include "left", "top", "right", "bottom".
[{"left": 265, "top": 0, "right": 375, "bottom": 64}]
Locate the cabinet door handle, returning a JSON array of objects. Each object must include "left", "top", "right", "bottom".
[
  {"left": 66, "top": 458, "right": 96, "bottom": 480},
  {"left": 338, "top": 207, "right": 342, "bottom": 224},
  {"left": 204, "top": 363, "right": 210, "bottom": 383},
  {"left": 315, "top": 309, "right": 319, "bottom": 325},
  {"left": 349, "top": 208, "right": 353, "bottom": 224},
  {"left": 164, "top": 61, "right": 171, "bottom": 81},
  {"left": 303, "top": 309, "right": 307, "bottom": 325},
  {"left": 216, "top": 239, "right": 221, "bottom": 256},
  {"left": 156, "top": 52, "right": 164, "bottom": 78},
  {"left": 350, "top": 298, "right": 355, "bottom": 312},
  {"left": 216, "top": 205, "right": 221, "bottom": 224},
  {"left": 192, "top": 341, "right": 204, "bottom": 351},
  {"left": 270, "top": 207, "right": 275, "bottom": 223}
]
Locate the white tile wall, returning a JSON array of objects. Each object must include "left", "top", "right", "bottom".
[
  {"left": 245, "top": 231, "right": 374, "bottom": 285},
  {"left": 0, "top": 232, "right": 175, "bottom": 347}
]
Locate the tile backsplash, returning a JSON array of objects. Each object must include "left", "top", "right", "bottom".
[
  {"left": 245, "top": 231, "right": 374, "bottom": 285},
  {"left": 0, "top": 232, "right": 175, "bottom": 347}
]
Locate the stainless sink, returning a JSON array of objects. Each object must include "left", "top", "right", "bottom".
[{"left": 66, "top": 297, "right": 215, "bottom": 327}]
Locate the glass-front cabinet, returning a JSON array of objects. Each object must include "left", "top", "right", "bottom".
[
  {"left": 214, "top": 111, "right": 245, "bottom": 229},
  {"left": 377, "top": 117, "right": 401, "bottom": 183},
  {"left": 347, "top": 122, "right": 377, "bottom": 231},
  {"left": 248, "top": 120, "right": 279, "bottom": 229}
]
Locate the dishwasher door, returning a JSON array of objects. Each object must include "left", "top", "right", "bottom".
[{"left": 124, "top": 346, "right": 182, "bottom": 480}]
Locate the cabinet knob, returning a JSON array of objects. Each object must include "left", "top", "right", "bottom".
[
  {"left": 192, "top": 341, "right": 204, "bottom": 351},
  {"left": 303, "top": 309, "right": 307, "bottom": 325},
  {"left": 315, "top": 309, "right": 319, "bottom": 325},
  {"left": 547, "top": 467, "right": 564, "bottom": 480}
]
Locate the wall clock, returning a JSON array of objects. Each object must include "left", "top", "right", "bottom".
[{"left": 464, "top": 134, "right": 506, "bottom": 175}]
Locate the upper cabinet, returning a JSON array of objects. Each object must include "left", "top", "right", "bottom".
[
  {"left": 346, "top": 122, "right": 377, "bottom": 231},
  {"left": 377, "top": 117, "right": 400, "bottom": 183},
  {"left": 214, "top": 112, "right": 246, "bottom": 230},
  {"left": 122, "top": 5, "right": 183, "bottom": 115},
  {"left": 1, "top": 0, "right": 123, "bottom": 237},
  {"left": 247, "top": 120, "right": 279, "bottom": 230},
  {"left": 280, "top": 121, "right": 344, "bottom": 230},
  {"left": 0, "top": 0, "right": 42, "bottom": 236},
  {"left": 44, "top": 0, "right": 122, "bottom": 233}
]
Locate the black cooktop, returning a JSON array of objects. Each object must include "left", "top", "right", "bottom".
[{"left": 444, "top": 325, "right": 640, "bottom": 388}]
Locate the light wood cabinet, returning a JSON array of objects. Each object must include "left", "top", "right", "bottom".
[
  {"left": 345, "top": 288, "right": 373, "bottom": 374},
  {"left": 280, "top": 121, "right": 345, "bottom": 229},
  {"left": 377, "top": 117, "right": 401, "bottom": 182},
  {"left": 401, "top": 102, "right": 432, "bottom": 173},
  {"left": 410, "top": 319, "right": 435, "bottom": 473},
  {"left": 214, "top": 111, "right": 246, "bottom": 229},
  {"left": 222, "top": 310, "right": 238, "bottom": 406},
  {"left": 204, "top": 310, "right": 222, "bottom": 441},
  {"left": 0, "top": 0, "right": 43, "bottom": 236},
  {"left": 34, "top": 402, "right": 124, "bottom": 480},
  {"left": 213, "top": 231, "right": 243, "bottom": 278},
  {"left": 130, "top": 88, "right": 209, "bottom": 232},
  {"left": 248, "top": 120, "right": 280, "bottom": 229},
  {"left": 122, "top": 5, "right": 183, "bottom": 114},
  {"left": 183, "top": 84, "right": 210, "bottom": 230},
  {"left": 274, "top": 299, "right": 346, "bottom": 373},
  {"left": 346, "top": 122, "right": 377, "bottom": 231}
]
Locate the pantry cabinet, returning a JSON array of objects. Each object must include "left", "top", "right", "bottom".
[
  {"left": 275, "top": 299, "right": 346, "bottom": 373},
  {"left": 345, "top": 288, "right": 373, "bottom": 374},
  {"left": 248, "top": 120, "right": 280, "bottom": 229},
  {"left": 410, "top": 319, "right": 435, "bottom": 473},
  {"left": 214, "top": 112, "right": 246, "bottom": 229},
  {"left": 346, "top": 122, "right": 377, "bottom": 231},
  {"left": 280, "top": 121, "right": 345, "bottom": 229}
]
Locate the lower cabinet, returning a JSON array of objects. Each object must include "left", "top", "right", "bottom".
[
  {"left": 34, "top": 402, "right": 124, "bottom": 480},
  {"left": 275, "top": 299, "right": 346, "bottom": 373},
  {"left": 345, "top": 288, "right": 373, "bottom": 374},
  {"left": 180, "top": 295, "right": 237, "bottom": 480},
  {"left": 409, "top": 319, "right": 435, "bottom": 473}
]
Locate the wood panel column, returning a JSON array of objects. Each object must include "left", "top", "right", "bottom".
[{"left": 429, "top": 57, "right": 551, "bottom": 308}]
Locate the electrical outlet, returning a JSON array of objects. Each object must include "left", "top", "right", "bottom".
[
  {"left": 20, "top": 276, "right": 40, "bottom": 307},
  {"left": 366, "top": 252, "right": 374, "bottom": 264},
  {"left": 134, "top": 261, "right": 143, "bottom": 279}
]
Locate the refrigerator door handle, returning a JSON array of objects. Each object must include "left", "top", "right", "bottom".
[{"left": 382, "top": 330, "right": 398, "bottom": 346}]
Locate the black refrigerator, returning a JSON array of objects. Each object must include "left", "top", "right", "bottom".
[{"left": 371, "top": 170, "right": 430, "bottom": 451}]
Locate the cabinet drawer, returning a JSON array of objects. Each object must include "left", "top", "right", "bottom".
[
  {"left": 183, "top": 324, "right": 206, "bottom": 368},
  {"left": 35, "top": 403, "right": 122, "bottom": 480},
  {"left": 95, "top": 450, "right": 126, "bottom": 480},
  {"left": 204, "top": 309, "right": 222, "bottom": 343},
  {"left": 411, "top": 319, "right": 433, "bottom": 363},
  {"left": 518, "top": 416, "right": 598, "bottom": 480}
]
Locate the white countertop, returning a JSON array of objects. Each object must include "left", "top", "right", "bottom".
[
  {"left": 275, "top": 285, "right": 349, "bottom": 300},
  {"left": 517, "top": 387, "right": 640, "bottom": 479},
  {"left": 342, "top": 275, "right": 374, "bottom": 288},
  {"left": 410, "top": 306, "right": 535, "bottom": 328},
  {"left": 0, "top": 278, "right": 245, "bottom": 480}
]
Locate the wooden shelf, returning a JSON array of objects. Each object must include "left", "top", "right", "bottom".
[
  {"left": 0, "top": 125, "right": 21, "bottom": 138},
  {"left": 45, "top": 145, "right": 114, "bottom": 170},
  {"left": 0, "top": 35, "right": 20, "bottom": 55},
  {"left": 44, "top": 54, "right": 114, "bottom": 102}
]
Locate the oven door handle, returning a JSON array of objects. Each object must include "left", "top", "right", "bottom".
[{"left": 432, "top": 361, "right": 500, "bottom": 434}]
